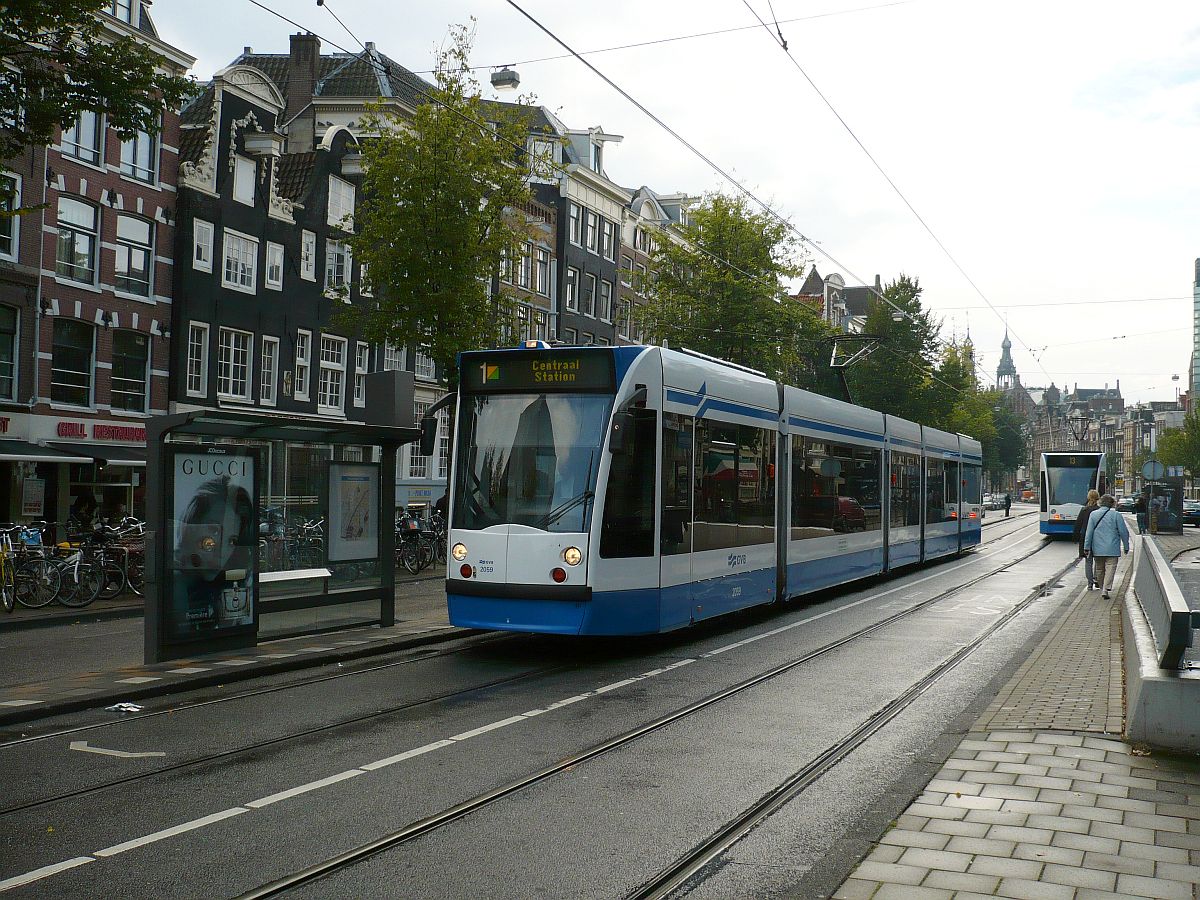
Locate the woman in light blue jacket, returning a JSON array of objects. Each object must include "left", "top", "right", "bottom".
[{"left": 1083, "top": 493, "right": 1131, "bottom": 599}]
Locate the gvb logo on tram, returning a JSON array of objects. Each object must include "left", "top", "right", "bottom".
[{"left": 444, "top": 343, "right": 983, "bottom": 636}]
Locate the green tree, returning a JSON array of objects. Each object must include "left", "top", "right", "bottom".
[
  {"left": 1158, "top": 409, "right": 1200, "bottom": 490},
  {"left": 0, "top": 0, "right": 193, "bottom": 164},
  {"left": 637, "top": 193, "right": 835, "bottom": 387},
  {"left": 342, "top": 24, "right": 542, "bottom": 385},
  {"left": 845, "top": 274, "right": 941, "bottom": 421}
]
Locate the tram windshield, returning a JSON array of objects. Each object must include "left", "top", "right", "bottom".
[
  {"left": 453, "top": 392, "right": 613, "bottom": 533},
  {"left": 1045, "top": 455, "right": 1098, "bottom": 506}
]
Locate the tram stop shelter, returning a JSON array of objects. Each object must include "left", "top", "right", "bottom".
[{"left": 143, "top": 372, "right": 420, "bottom": 663}]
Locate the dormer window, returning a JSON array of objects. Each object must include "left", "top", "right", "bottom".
[
  {"left": 232, "top": 156, "right": 256, "bottom": 206},
  {"left": 591, "top": 142, "right": 602, "bottom": 173},
  {"left": 108, "top": 0, "right": 134, "bottom": 23},
  {"left": 328, "top": 176, "right": 355, "bottom": 230}
]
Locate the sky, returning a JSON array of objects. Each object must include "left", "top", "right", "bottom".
[{"left": 152, "top": 0, "right": 1200, "bottom": 406}]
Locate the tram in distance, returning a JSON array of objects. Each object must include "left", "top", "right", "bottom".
[
  {"left": 444, "top": 343, "right": 983, "bottom": 636},
  {"left": 1038, "top": 451, "right": 1107, "bottom": 535}
]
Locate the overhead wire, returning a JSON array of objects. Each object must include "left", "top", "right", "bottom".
[{"left": 737, "top": 0, "right": 1051, "bottom": 387}]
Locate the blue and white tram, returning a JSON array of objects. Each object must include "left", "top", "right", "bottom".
[
  {"left": 446, "top": 344, "right": 983, "bottom": 635},
  {"left": 1038, "top": 451, "right": 1106, "bottom": 535}
]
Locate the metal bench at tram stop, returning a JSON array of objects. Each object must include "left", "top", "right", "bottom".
[{"left": 1125, "top": 537, "right": 1200, "bottom": 751}]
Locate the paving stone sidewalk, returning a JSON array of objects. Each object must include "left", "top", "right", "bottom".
[{"left": 836, "top": 541, "right": 1200, "bottom": 900}]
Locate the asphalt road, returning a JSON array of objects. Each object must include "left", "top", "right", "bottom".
[{"left": 0, "top": 513, "right": 1076, "bottom": 899}]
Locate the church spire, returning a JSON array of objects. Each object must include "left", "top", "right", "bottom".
[{"left": 997, "top": 329, "right": 1017, "bottom": 388}]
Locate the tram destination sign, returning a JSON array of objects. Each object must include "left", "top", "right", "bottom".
[{"left": 462, "top": 351, "right": 614, "bottom": 393}]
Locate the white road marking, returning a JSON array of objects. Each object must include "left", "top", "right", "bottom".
[
  {"left": 69, "top": 741, "right": 165, "bottom": 759},
  {"left": 245, "top": 770, "right": 363, "bottom": 808},
  {"left": 257, "top": 653, "right": 298, "bottom": 659},
  {"left": 92, "top": 807, "right": 248, "bottom": 858},
  {"left": 0, "top": 857, "right": 94, "bottom": 891},
  {"left": 0, "top": 699, "right": 41, "bottom": 707},
  {"left": 114, "top": 677, "right": 160, "bottom": 685},
  {"left": 3, "top": 525, "right": 1046, "bottom": 893},
  {"left": 212, "top": 659, "right": 254, "bottom": 667},
  {"left": 168, "top": 667, "right": 210, "bottom": 675}
]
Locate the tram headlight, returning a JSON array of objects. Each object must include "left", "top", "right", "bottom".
[
  {"left": 563, "top": 546, "right": 582, "bottom": 566},
  {"left": 451, "top": 542, "right": 468, "bottom": 561}
]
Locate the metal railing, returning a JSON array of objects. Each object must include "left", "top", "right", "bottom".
[{"left": 1133, "top": 537, "right": 1200, "bottom": 669}]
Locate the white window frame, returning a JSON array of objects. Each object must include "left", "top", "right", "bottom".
[
  {"left": 216, "top": 326, "right": 253, "bottom": 402},
  {"left": 535, "top": 247, "right": 550, "bottom": 296},
  {"left": 599, "top": 279, "right": 613, "bottom": 322},
  {"left": 119, "top": 122, "right": 158, "bottom": 184},
  {"left": 318, "top": 334, "right": 348, "bottom": 412},
  {"left": 265, "top": 241, "right": 284, "bottom": 291},
  {"left": 585, "top": 211, "right": 599, "bottom": 254},
  {"left": 260, "top": 335, "right": 279, "bottom": 406},
  {"left": 620, "top": 254, "right": 633, "bottom": 287},
  {"left": 583, "top": 273, "right": 597, "bottom": 318},
  {"left": 221, "top": 229, "right": 258, "bottom": 294},
  {"left": 232, "top": 155, "right": 256, "bottom": 206},
  {"left": 294, "top": 329, "right": 312, "bottom": 402},
  {"left": 0, "top": 172, "right": 18, "bottom": 262},
  {"left": 193, "top": 219, "right": 213, "bottom": 273},
  {"left": 186, "top": 321, "right": 209, "bottom": 398},
  {"left": 359, "top": 261, "right": 372, "bottom": 297},
  {"left": 414, "top": 348, "right": 436, "bottom": 381},
  {"left": 325, "top": 238, "right": 351, "bottom": 298},
  {"left": 300, "top": 230, "right": 316, "bottom": 281},
  {"left": 61, "top": 111, "right": 103, "bottom": 166},
  {"left": 353, "top": 341, "right": 369, "bottom": 407},
  {"left": 408, "top": 400, "right": 432, "bottom": 478},
  {"left": 565, "top": 266, "right": 579, "bottom": 312},
  {"left": 382, "top": 343, "right": 403, "bottom": 372},
  {"left": 328, "top": 175, "right": 355, "bottom": 229},
  {"left": 568, "top": 202, "right": 582, "bottom": 246},
  {"left": 436, "top": 407, "right": 451, "bottom": 480},
  {"left": 0, "top": 304, "right": 18, "bottom": 402}
]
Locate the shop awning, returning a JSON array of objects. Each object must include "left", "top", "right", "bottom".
[
  {"left": 0, "top": 440, "right": 93, "bottom": 464},
  {"left": 47, "top": 442, "right": 147, "bottom": 467}
]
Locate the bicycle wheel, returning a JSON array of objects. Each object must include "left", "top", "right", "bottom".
[
  {"left": 58, "top": 559, "right": 104, "bottom": 608},
  {"left": 0, "top": 565, "right": 12, "bottom": 613},
  {"left": 399, "top": 542, "right": 422, "bottom": 575},
  {"left": 14, "top": 558, "right": 60, "bottom": 608},
  {"left": 96, "top": 555, "right": 126, "bottom": 600},
  {"left": 417, "top": 536, "right": 435, "bottom": 570},
  {"left": 126, "top": 551, "right": 144, "bottom": 596},
  {"left": 434, "top": 536, "right": 448, "bottom": 566}
]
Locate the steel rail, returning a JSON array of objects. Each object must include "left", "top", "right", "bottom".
[{"left": 234, "top": 536, "right": 1054, "bottom": 899}]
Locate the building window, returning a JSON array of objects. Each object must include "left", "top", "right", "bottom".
[
  {"left": 597, "top": 336, "right": 610, "bottom": 346},
  {"left": 499, "top": 246, "right": 512, "bottom": 284},
  {"left": 383, "top": 343, "right": 403, "bottom": 371},
  {"left": 111, "top": 329, "right": 148, "bottom": 412},
  {"left": 325, "top": 239, "right": 350, "bottom": 296},
  {"left": 582, "top": 273, "right": 597, "bottom": 317},
  {"left": 51, "top": 319, "right": 94, "bottom": 406},
  {"left": 599, "top": 279, "right": 613, "bottom": 321},
  {"left": 119, "top": 122, "right": 157, "bottom": 183},
  {"left": 585, "top": 211, "right": 599, "bottom": 253},
  {"left": 232, "top": 155, "right": 256, "bottom": 206},
  {"left": 359, "top": 262, "right": 372, "bottom": 296},
  {"left": 260, "top": 336, "right": 278, "bottom": 405},
  {"left": 300, "top": 230, "right": 316, "bottom": 281},
  {"left": 217, "top": 328, "right": 252, "bottom": 401},
  {"left": 606, "top": 221, "right": 619, "bottom": 261},
  {"left": 354, "top": 341, "right": 369, "bottom": 407},
  {"left": 61, "top": 111, "right": 102, "bottom": 165},
  {"left": 562, "top": 327, "right": 577, "bottom": 345},
  {"left": 582, "top": 332, "right": 594, "bottom": 345},
  {"left": 408, "top": 400, "right": 431, "bottom": 478},
  {"left": 193, "top": 219, "right": 213, "bottom": 273},
  {"left": 568, "top": 202, "right": 582, "bottom": 246},
  {"left": 222, "top": 230, "right": 258, "bottom": 293},
  {"left": 565, "top": 266, "right": 579, "bottom": 311},
  {"left": 535, "top": 310, "right": 548, "bottom": 340},
  {"left": 0, "top": 173, "right": 17, "bottom": 261},
  {"left": 294, "top": 329, "right": 311, "bottom": 401},
  {"left": 186, "top": 322, "right": 208, "bottom": 398},
  {"left": 108, "top": 0, "right": 133, "bottom": 23},
  {"left": 516, "top": 243, "right": 532, "bottom": 290},
  {"left": 535, "top": 247, "right": 550, "bottom": 296},
  {"left": 55, "top": 196, "right": 99, "bottom": 283},
  {"left": 436, "top": 408, "right": 451, "bottom": 479},
  {"left": 114, "top": 215, "right": 153, "bottom": 297},
  {"left": 620, "top": 254, "right": 633, "bottom": 287},
  {"left": 414, "top": 348, "right": 436, "bottom": 381},
  {"left": 328, "top": 175, "right": 355, "bottom": 229},
  {"left": 0, "top": 306, "right": 16, "bottom": 400},
  {"left": 635, "top": 263, "right": 647, "bottom": 292},
  {"left": 318, "top": 335, "right": 347, "bottom": 410},
  {"left": 265, "top": 242, "right": 284, "bottom": 290}
]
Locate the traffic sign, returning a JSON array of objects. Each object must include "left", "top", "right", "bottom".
[{"left": 1142, "top": 459, "right": 1165, "bottom": 480}]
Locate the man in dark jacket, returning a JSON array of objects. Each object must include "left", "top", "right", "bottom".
[
  {"left": 1004, "top": 493, "right": 1011, "bottom": 517},
  {"left": 1134, "top": 495, "right": 1148, "bottom": 534},
  {"left": 1074, "top": 490, "right": 1100, "bottom": 590}
]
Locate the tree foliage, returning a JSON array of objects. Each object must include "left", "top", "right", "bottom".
[
  {"left": 0, "top": 0, "right": 193, "bottom": 163},
  {"left": 637, "top": 193, "right": 836, "bottom": 388},
  {"left": 342, "top": 24, "right": 542, "bottom": 386},
  {"left": 1157, "top": 409, "right": 1200, "bottom": 481}
]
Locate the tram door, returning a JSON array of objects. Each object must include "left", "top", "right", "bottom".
[{"left": 660, "top": 412, "right": 694, "bottom": 629}]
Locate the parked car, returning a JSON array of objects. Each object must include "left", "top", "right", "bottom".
[
  {"left": 982, "top": 493, "right": 993, "bottom": 509},
  {"left": 1116, "top": 496, "right": 1137, "bottom": 513},
  {"left": 1183, "top": 500, "right": 1200, "bottom": 528}
]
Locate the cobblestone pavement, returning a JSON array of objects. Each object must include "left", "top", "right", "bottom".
[{"left": 836, "top": 542, "right": 1200, "bottom": 899}]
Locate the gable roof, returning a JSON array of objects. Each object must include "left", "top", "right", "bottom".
[{"left": 275, "top": 152, "right": 317, "bottom": 201}]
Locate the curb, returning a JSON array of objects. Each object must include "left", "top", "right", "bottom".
[
  {"left": 0, "top": 602, "right": 144, "bottom": 633},
  {"left": 0, "top": 625, "right": 488, "bottom": 728}
]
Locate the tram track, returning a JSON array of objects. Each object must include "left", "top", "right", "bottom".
[
  {"left": 232, "top": 528, "right": 1059, "bottom": 899},
  {"left": 0, "top": 520, "right": 1041, "bottom": 824}
]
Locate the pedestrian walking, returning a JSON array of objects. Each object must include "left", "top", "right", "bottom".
[
  {"left": 1134, "top": 494, "right": 1148, "bottom": 535},
  {"left": 1083, "top": 493, "right": 1131, "bottom": 600},
  {"left": 1003, "top": 493, "right": 1011, "bottom": 517},
  {"left": 1073, "top": 489, "right": 1100, "bottom": 590}
]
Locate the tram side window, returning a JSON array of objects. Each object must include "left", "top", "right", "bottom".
[
  {"left": 889, "top": 451, "right": 922, "bottom": 528},
  {"left": 600, "top": 408, "right": 657, "bottom": 558},
  {"left": 790, "top": 437, "right": 881, "bottom": 539},
  {"left": 926, "top": 458, "right": 949, "bottom": 524},
  {"left": 945, "top": 462, "right": 959, "bottom": 507},
  {"left": 661, "top": 412, "right": 693, "bottom": 556},
  {"left": 738, "top": 425, "right": 776, "bottom": 546},
  {"left": 693, "top": 419, "right": 740, "bottom": 551},
  {"left": 962, "top": 463, "right": 981, "bottom": 507}
]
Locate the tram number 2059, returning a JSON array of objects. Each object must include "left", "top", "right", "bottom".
[{"left": 476, "top": 560, "right": 495, "bottom": 574}]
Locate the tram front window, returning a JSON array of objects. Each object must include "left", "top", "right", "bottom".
[
  {"left": 453, "top": 392, "right": 613, "bottom": 533},
  {"left": 1046, "top": 458, "right": 1097, "bottom": 506}
]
